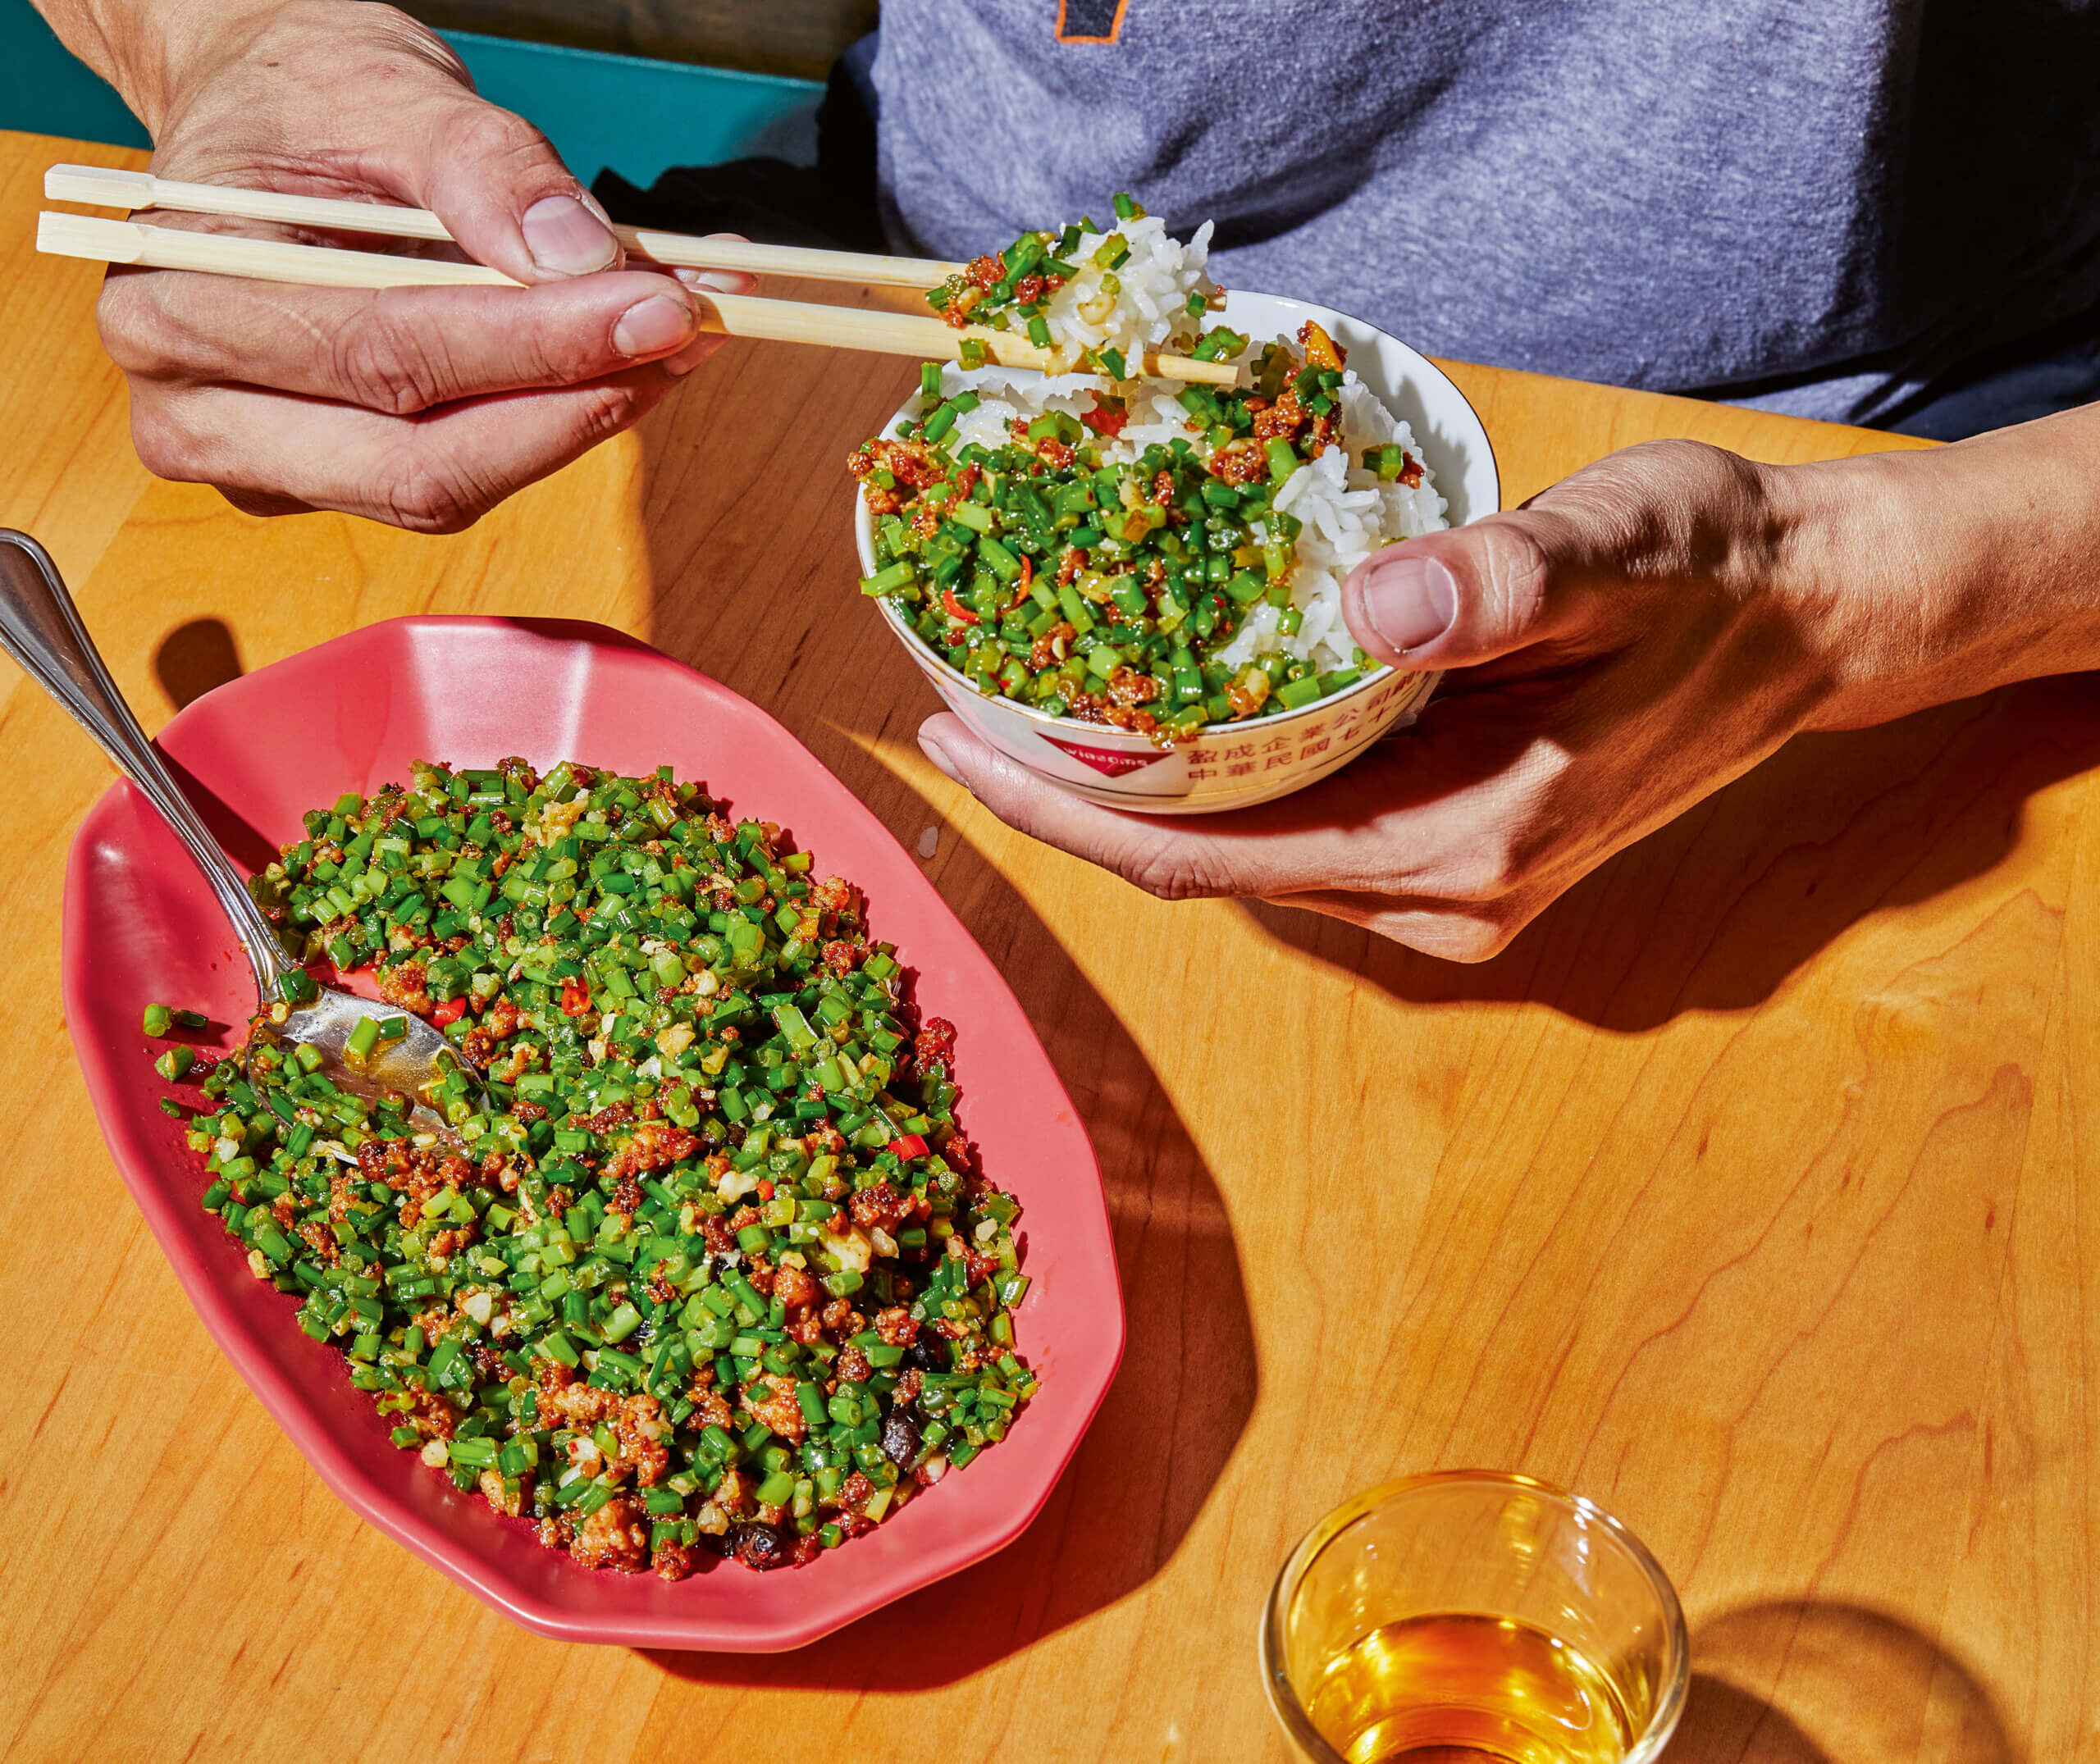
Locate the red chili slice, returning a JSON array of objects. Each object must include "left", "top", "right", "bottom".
[
  {"left": 892, "top": 1133, "right": 929, "bottom": 1160},
  {"left": 431, "top": 996, "right": 467, "bottom": 1027},
  {"left": 1080, "top": 397, "right": 1128, "bottom": 438},
  {"left": 559, "top": 979, "right": 592, "bottom": 1016},
  {"left": 943, "top": 587, "right": 981, "bottom": 626}
]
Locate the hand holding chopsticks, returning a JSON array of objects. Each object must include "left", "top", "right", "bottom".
[
  {"left": 44, "top": 163, "right": 969, "bottom": 289},
  {"left": 31, "top": 0, "right": 886, "bottom": 532},
  {"left": 38, "top": 165, "right": 1241, "bottom": 387}
]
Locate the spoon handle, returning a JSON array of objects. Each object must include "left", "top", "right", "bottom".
[{"left": 0, "top": 530, "right": 294, "bottom": 995}]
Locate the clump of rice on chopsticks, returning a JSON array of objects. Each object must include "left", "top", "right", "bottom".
[{"left": 924, "top": 192, "right": 1226, "bottom": 377}]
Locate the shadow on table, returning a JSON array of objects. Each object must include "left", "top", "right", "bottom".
[
  {"left": 143, "top": 617, "right": 274, "bottom": 871},
  {"left": 1673, "top": 1598, "right": 2020, "bottom": 1764},
  {"left": 153, "top": 615, "right": 244, "bottom": 711},
  {"left": 628, "top": 382, "right": 1260, "bottom": 1688},
  {"left": 1244, "top": 673, "right": 2100, "bottom": 1032}
]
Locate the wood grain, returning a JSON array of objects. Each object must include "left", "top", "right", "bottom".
[{"left": 2, "top": 126, "right": 2090, "bottom": 1764}]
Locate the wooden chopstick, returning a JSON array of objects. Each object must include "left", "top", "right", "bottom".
[
  {"left": 45, "top": 162, "right": 967, "bottom": 288},
  {"left": 34, "top": 212, "right": 1244, "bottom": 385}
]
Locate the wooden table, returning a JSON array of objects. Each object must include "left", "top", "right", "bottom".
[{"left": 2, "top": 128, "right": 2092, "bottom": 1762}]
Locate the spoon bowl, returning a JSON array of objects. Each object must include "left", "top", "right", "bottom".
[{"left": 253, "top": 987, "right": 468, "bottom": 1132}]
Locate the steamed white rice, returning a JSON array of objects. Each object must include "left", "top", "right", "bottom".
[
  {"left": 1037, "top": 214, "right": 1218, "bottom": 364},
  {"left": 930, "top": 361, "right": 1448, "bottom": 676}
]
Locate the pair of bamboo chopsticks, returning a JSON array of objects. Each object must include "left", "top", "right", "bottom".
[{"left": 35, "top": 164, "right": 1240, "bottom": 386}]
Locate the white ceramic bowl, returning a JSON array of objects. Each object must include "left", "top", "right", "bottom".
[{"left": 852, "top": 291, "right": 1500, "bottom": 814}]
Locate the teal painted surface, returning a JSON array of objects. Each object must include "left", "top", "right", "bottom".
[
  {"left": 446, "top": 30, "right": 820, "bottom": 185},
  {"left": 0, "top": 0, "right": 149, "bottom": 148},
  {"left": 0, "top": 0, "right": 819, "bottom": 184}
]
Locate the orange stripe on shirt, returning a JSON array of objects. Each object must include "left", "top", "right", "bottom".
[{"left": 1056, "top": 0, "right": 1130, "bottom": 44}]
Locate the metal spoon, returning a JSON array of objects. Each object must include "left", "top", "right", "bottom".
[{"left": 0, "top": 528, "right": 470, "bottom": 1128}]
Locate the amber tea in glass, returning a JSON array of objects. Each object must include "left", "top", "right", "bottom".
[{"left": 1261, "top": 1471, "right": 1687, "bottom": 1764}]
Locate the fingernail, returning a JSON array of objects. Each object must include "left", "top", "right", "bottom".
[
  {"left": 613, "top": 293, "right": 696, "bottom": 358},
  {"left": 522, "top": 194, "right": 617, "bottom": 275},
  {"left": 674, "top": 266, "right": 757, "bottom": 296},
  {"left": 917, "top": 732, "right": 965, "bottom": 787},
  {"left": 1359, "top": 555, "right": 1458, "bottom": 654},
  {"left": 664, "top": 335, "right": 714, "bottom": 377}
]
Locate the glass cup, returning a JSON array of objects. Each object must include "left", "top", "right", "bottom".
[{"left": 1261, "top": 1470, "right": 1688, "bottom": 1764}]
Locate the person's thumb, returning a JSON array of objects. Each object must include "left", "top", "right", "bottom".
[
  {"left": 410, "top": 91, "right": 622, "bottom": 284},
  {"left": 1340, "top": 513, "right": 1605, "bottom": 673}
]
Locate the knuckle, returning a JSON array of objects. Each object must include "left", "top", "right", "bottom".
[
  {"left": 347, "top": 6, "right": 477, "bottom": 89},
  {"left": 1544, "top": 438, "right": 1773, "bottom": 577},
  {"left": 1468, "top": 517, "right": 1556, "bottom": 637},
  {"left": 333, "top": 310, "right": 451, "bottom": 416},
  {"left": 373, "top": 381, "right": 645, "bottom": 534},
  {"left": 96, "top": 278, "right": 188, "bottom": 379},
  {"left": 498, "top": 312, "right": 573, "bottom": 388},
  {"left": 1117, "top": 833, "right": 1238, "bottom": 902},
  {"left": 444, "top": 100, "right": 557, "bottom": 178},
  {"left": 218, "top": 486, "right": 307, "bottom": 521},
  {"left": 378, "top": 458, "right": 484, "bottom": 534},
  {"left": 1614, "top": 437, "right": 1769, "bottom": 526},
  {"left": 1430, "top": 914, "right": 1518, "bottom": 964},
  {"left": 128, "top": 399, "right": 203, "bottom": 482},
  {"left": 362, "top": 2, "right": 459, "bottom": 57},
  {"left": 1621, "top": 435, "right": 1754, "bottom": 488},
  {"left": 1439, "top": 789, "right": 1559, "bottom": 904},
  {"left": 1364, "top": 903, "right": 1521, "bottom": 963},
  {"left": 1444, "top": 846, "right": 1522, "bottom": 905},
  {"left": 564, "top": 381, "right": 647, "bottom": 449}
]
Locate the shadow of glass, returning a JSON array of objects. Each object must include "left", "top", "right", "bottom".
[
  {"left": 1672, "top": 1675, "right": 1832, "bottom": 1764},
  {"left": 1244, "top": 672, "right": 2100, "bottom": 1031},
  {"left": 1677, "top": 1599, "right": 2020, "bottom": 1764},
  {"left": 153, "top": 615, "right": 244, "bottom": 711},
  {"left": 626, "top": 364, "right": 1258, "bottom": 1686}
]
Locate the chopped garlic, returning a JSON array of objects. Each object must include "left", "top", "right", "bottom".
[
  {"left": 524, "top": 792, "right": 587, "bottom": 849},
  {"left": 715, "top": 1166, "right": 765, "bottom": 1204},
  {"left": 823, "top": 1223, "right": 874, "bottom": 1273}
]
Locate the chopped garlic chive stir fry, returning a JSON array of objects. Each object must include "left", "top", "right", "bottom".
[{"left": 150, "top": 759, "right": 1034, "bottom": 1577}]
